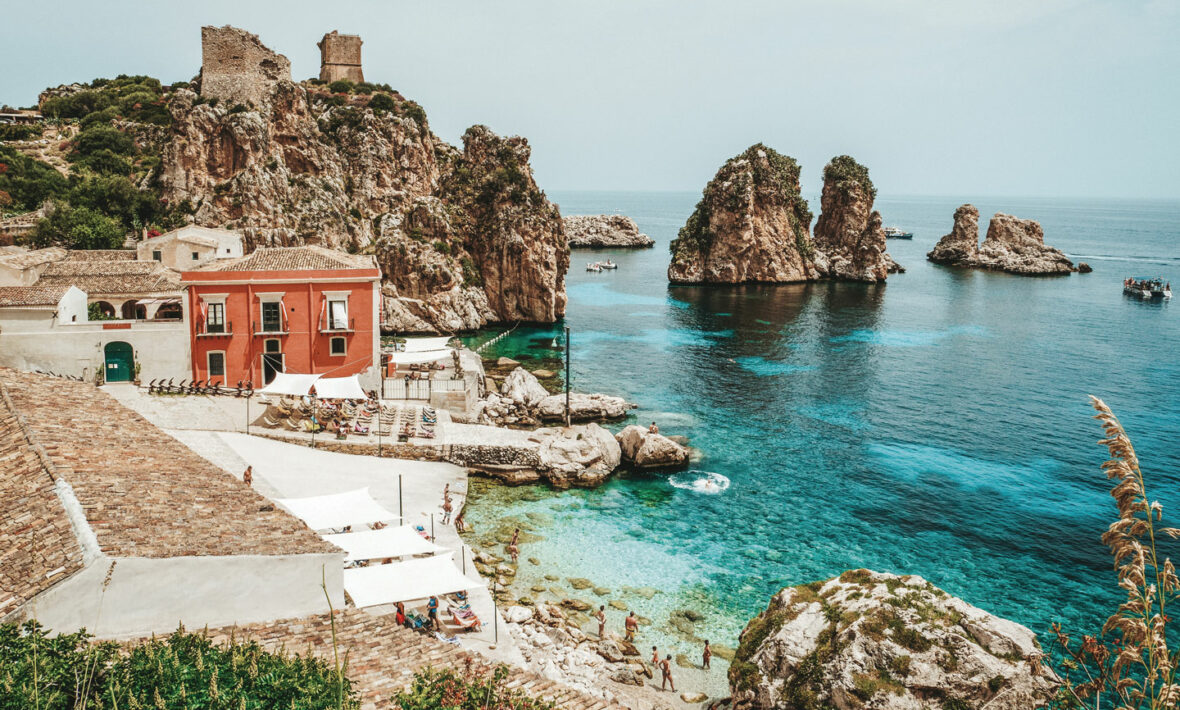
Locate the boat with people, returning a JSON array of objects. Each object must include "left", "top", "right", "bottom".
[
  {"left": 585, "top": 260, "right": 618, "bottom": 272},
  {"left": 1123, "top": 276, "right": 1172, "bottom": 300},
  {"left": 883, "top": 226, "right": 914, "bottom": 239},
  {"left": 586, "top": 262, "right": 602, "bottom": 272}
]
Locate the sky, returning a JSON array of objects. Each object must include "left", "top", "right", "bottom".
[{"left": 2, "top": 0, "right": 1178, "bottom": 199}]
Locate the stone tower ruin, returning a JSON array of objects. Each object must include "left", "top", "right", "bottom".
[
  {"left": 200, "top": 26, "right": 291, "bottom": 107},
  {"left": 318, "top": 31, "right": 364, "bottom": 83}
]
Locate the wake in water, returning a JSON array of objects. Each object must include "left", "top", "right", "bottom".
[{"left": 669, "top": 471, "right": 731, "bottom": 494}]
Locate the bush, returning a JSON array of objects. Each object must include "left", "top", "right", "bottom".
[
  {"left": 74, "top": 148, "right": 131, "bottom": 176},
  {"left": 0, "top": 147, "right": 69, "bottom": 211},
  {"left": 0, "top": 123, "right": 42, "bottom": 141},
  {"left": 70, "top": 125, "right": 136, "bottom": 159},
  {"left": 367, "top": 92, "right": 396, "bottom": 114},
  {"left": 823, "top": 155, "right": 877, "bottom": 200},
  {"left": 328, "top": 79, "right": 356, "bottom": 94},
  {"left": 31, "top": 202, "right": 125, "bottom": 249},
  {"left": 393, "top": 664, "right": 553, "bottom": 710}
]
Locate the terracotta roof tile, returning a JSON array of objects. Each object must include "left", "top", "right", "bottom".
[
  {"left": 0, "top": 247, "right": 67, "bottom": 270},
  {"left": 38, "top": 260, "right": 181, "bottom": 295},
  {"left": 60, "top": 250, "right": 136, "bottom": 262},
  {"left": 196, "top": 246, "right": 377, "bottom": 273},
  {"left": 0, "top": 285, "right": 71, "bottom": 307}
]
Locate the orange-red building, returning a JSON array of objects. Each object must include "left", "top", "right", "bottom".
[{"left": 181, "top": 246, "right": 381, "bottom": 387}]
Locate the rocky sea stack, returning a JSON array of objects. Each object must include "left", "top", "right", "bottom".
[
  {"left": 161, "top": 27, "right": 567, "bottom": 332},
  {"left": 730, "top": 570, "right": 1057, "bottom": 710},
  {"left": 668, "top": 146, "right": 899, "bottom": 284},
  {"left": 564, "top": 215, "right": 654, "bottom": 248},
  {"left": 928, "top": 205, "right": 1075, "bottom": 275}
]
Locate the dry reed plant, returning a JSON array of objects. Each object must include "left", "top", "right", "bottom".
[{"left": 1050, "top": 396, "right": 1180, "bottom": 709}]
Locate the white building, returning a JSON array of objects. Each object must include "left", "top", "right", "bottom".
[{"left": 137, "top": 225, "right": 244, "bottom": 270}]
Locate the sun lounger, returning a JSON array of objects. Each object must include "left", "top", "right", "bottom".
[{"left": 449, "top": 609, "right": 481, "bottom": 632}]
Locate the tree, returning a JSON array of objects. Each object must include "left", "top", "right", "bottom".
[{"left": 31, "top": 202, "right": 125, "bottom": 249}]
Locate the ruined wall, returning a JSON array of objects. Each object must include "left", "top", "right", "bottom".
[
  {"left": 318, "top": 31, "right": 364, "bottom": 83},
  {"left": 200, "top": 26, "right": 291, "bottom": 107}
]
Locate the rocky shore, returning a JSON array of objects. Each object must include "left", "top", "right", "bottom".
[
  {"left": 928, "top": 205, "right": 1076, "bottom": 275},
  {"left": 565, "top": 215, "right": 655, "bottom": 249}
]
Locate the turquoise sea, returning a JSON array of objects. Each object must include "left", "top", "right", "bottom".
[{"left": 463, "top": 191, "right": 1180, "bottom": 661}]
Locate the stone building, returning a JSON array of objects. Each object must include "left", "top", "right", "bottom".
[
  {"left": 318, "top": 30, "right": 364, "bottom": 83},
  {"left": 199, "top": 25, "right": 291, "bottom": 107}
]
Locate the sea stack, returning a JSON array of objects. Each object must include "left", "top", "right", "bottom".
[
  {"left": 564, "top": 215, "right": 654, "bottom": 248},
  {"left": 812, "top": 155, "right": 903, "bottom": 280},
  {"left": 729, "top": 570, "right": 1059, "bottom": 710},
  {"left": 668, "top": 144, "right": 817, "bottom": 283},
  {"left": 927, "top": 206, "right": 1075, "bottom": 275}
]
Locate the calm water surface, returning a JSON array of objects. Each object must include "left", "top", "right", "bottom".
[{"left": 463, "top": 190, "right": 1180, "bottom": 659}]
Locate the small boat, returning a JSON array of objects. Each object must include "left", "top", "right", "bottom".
[
  {"left": 586, "top": 262, "right": 602, "bottom": 272},
  {"left": 600, "top": 260, "right": 618, "bottom": 270},
  {"left": 1124, "top": 276, "right": 1172, "bottom": 300},
  {"left": 884, "top": 226, "right": 914, "bottom": 239}
]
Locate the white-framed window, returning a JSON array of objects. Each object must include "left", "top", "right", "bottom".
[
  {"left": 207, "top": 351, "right": 226, "bottom": 377},
  {"left": 258, "top": 292, "right": 285, "bottom": 333},
  {"left": 330, "top": 336, "right": 347, "bottom": 356},
  {"left": 323, "top": 291, "right": 350, "bottom": 330},
  {"left": 207, "top": 302, "right": 226, "bottom": 333}
]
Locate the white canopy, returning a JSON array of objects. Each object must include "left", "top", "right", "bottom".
[
  {"left": 314, "top": 375, "right": 367, "bottom": 400},
  {"left": 275, "top": 488, "right": 399, "bottom": 531},
  {"left": 342, "top": 553, "right": 484, "bottom": 607},
  {"left": 402, "top": 336, "right": 453, "bottom": 353},
  {"left": 259, "top": 372, "right": 321, "bottom": 397},
  {"left": 388, "top": 349, "right": 452, "bottom": 366},
  {"left": 324, "top": 525, "right": 447, "bottom": 562}
]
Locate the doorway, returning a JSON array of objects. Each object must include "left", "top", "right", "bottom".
[
  {"left": 103, "top": 341, "right": 134, "bottom": 382},
  {"left": 262, "top": 338, "right": 283, "bottom": 385}
]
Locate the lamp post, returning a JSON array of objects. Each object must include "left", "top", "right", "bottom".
[{"left": 564, "top": 326, "right": 571, "bottom": 427}]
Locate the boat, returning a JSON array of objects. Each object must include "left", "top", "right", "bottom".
[
  {"left": 1124, "top": 276, "right": 1172, "bottom": 300},
  {"left": 586, "top": 262, "right": 602, "bottom": 272},
  {"left": 883, "top": 226, "right": 914, "bottom": 239},
  {"left": 600, "top": 260, "right": 618, "bottom": 270}
]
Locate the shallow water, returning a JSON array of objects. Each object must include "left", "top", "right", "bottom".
[{"left": 462, "top": 191, "right": 1180, "bottom": 662}]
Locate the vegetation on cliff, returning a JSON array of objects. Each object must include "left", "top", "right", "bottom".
[{"left": 822, "top": 154, "right": 877, "bottom": 201}]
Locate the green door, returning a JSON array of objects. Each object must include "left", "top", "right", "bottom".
[{"left": 104, "top": 341, "right": 134, "bottom": 382}]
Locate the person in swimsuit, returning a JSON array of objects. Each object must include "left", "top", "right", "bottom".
[
  {"left": 507, "top": 527, "right": 520, "bottom": 563},
  {"left": 624, "top": 612, "right": 638, "bottom": 642},
  {"left": 596, "top": 606, "right": 606, "bottom": 638},
  {"left": 703, "top": 639, "right": 712, "bottom": 669},
  {"left": 243, "top": 466, "right": 253, "bottom": 486},
  {"left": 648, "top": 421, "right": 659, "bottom": 434},
  {"left": 661, "top": 654, "right": 675, "bottom": 691},
  {"left": 442, "top": 496, "right": 453, "bottom": 524},
  {"left": 651, "top": 646, "right": 659, "bottom": 666}
]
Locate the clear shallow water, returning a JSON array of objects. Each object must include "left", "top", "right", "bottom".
[{"left": 463, "top": 191, "right": 1180, "bottom": 660}]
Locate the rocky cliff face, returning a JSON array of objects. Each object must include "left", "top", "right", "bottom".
[
  {"left": 668, "top": 146, "right": 899, "bottom": 284},
  {"left": 927, "top": 208, "right": 1074, "bottom": 275},
  {"left": 812, "top": 156, "right": 902, "bottom": 281},
  {"left": 564, "top": 215, "right": 654, "bottom": 248},
  {"left": 160, "top": 76, "right": 566, "bottom": 331},
  {"left": 730, "top": 570, "right": 1058, "bottom": 710}
]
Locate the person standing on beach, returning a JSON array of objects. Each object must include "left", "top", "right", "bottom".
[
  {"left": 427, "top": 595, "right": 440, "bottom": 631},
  {"left": 596, "top": 606, "right": 606, "bottom": 638},
  {"left": 442, "top": 495, "right": 453, "bottom": 525},
  {"left": 703, "top": 639, "right": 712, "bottom": 669},
  {"left": 661, "top": 654, "right": 675, "bottom": 691},
  {"left": 650, "top": 646, "right": 659, "bottom": 666},
  {"left": 624, "top": 611, "right": 638, "bottom": 642}
]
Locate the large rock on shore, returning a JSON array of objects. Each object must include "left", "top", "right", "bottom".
[
  {"left": 927, "top": 207, "right": 1074, "bottom": 275},
  {"left": 531, "top": 424, "right": 621, "bottom": 487},
  {"left": 502, "top": 367, "right": 550, "bottom": 408},
  {"left": 564, "top": 215, "right": 654, "bottom": 248},
  {"left": 812, "top": 155, "right": 903, "bottom": 281},
  {"left": 729, "top": 570, "right": 1057, "bottom": 710},
  {"left": 616, "top": 425, "right": 690, "bottom": 469},
  {"left": 536, "top": 392, "right": 633, "bottom": 422}
]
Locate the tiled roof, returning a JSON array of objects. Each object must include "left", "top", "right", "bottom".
[
  {"left": 0, "top": 247, "right": 67, "bottom": 270},
  {"left": 38, "top": 260, "right": 181, "bottom": 295},
  {"left": 0, "top": 383, "right": 86, "bottom": 617},
  {"left": 0, "top": 369, "right": 335, "bottom": 559},
  {"left": 196, "top": 246, "right": 377, "bottom": 273},
  {"left": 0, "top": 285, "right": 72, "bottom": 307},
  {"left": 189, "top": 610, "right": 624, "bottom": 710},
  {"left": 61, "top": 250, "right": 136, "bottom": 262}
]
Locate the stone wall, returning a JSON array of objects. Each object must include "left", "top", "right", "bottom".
[
  {"left": 200, "top": 25, "right": 291, "bottom": 107},
  {"left": 318, "top": 31, "right": 364, "bottom": 83}
]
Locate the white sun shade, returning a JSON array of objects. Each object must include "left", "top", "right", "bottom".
[
  {"left": 259, "top": 372, "right": 321, "bottom": 397},
  {"left": 402, "top": 336, "right": 453, "bottom": 353},
  {"left": 387, "top": 349, "right": 452, "bottom": 366},
  {"left": 324, "top": 525, "right": 447, "bottom": 562},
  {"left": 342, "top": 553, "right": 484, "bottom": 607},
  {"left": 274, "top": 488, "right": 399, "bottom": 531},
  {"left": 314, "top": 375, "right": 367, "bottom": 400}
]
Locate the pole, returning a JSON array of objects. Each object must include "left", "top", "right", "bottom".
[
  {"left": 492, "top": 578, "right": 499, "bottom": 645},
  {"left": 430, "top": 513, "right": 435, "bottom": 542},
  {"left": 398, "top": 475, "right": 403, "bottom": 519},
  {"left": 246, "top": 394, "right": 250, "bottom": 435},
  {"left": 564, "top": 326, "right": 571, "bottom": 427},
  {"left": 461, "top": 545, "right": 466, "bottom": 574},
  {"left": 377, "top": 390, "right": 382, "bottom": 456}
]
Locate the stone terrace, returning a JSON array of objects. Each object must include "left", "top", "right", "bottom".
[
  {"left": 194, "top": 609, "right": 625, "bottom": 710},
  {"left": 0, "top": 369, "right": 333, "bottom": 558},
  {"left": 0, "top": 383, "right": 84, "bottom": 617}
]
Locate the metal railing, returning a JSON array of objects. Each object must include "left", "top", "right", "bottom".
[
  {"left": 196, "top": 319, "right": 233, "bottom": 336},
  {"left": 319, "top": 316, "right": 355, "bottom": 333}
]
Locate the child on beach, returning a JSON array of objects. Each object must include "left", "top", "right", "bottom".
[{"left": 651, "top": 646, "right": 659, "bottom": 666}]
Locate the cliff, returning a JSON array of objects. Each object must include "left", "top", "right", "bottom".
[
  {"left": 927, "top": 207, "right": 1074, "bottom": 275},
  {"left": 730, "top": 570, "right": 1058, "bottom": 710},
  {"left": 564, "top": 215, "right": 654, "bottom": 248},
  {"left": 668, "top": 146, "right": 899, "bottom": 284}
]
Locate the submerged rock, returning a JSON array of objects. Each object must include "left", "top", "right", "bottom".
[
  {"left": 928, "top": 206, "right": 1075, "bottom": 275},
  {"left": 616, "top": 425, "right": 690, "bottom": 469},
  {"left": 729, "top": 569, "right": 1058, "bottom": 710},
  {"left": 565, "top": 214, "right": 655, "bottom": 248}
]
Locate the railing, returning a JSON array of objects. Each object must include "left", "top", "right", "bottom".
[
  {"left": 196, "top": 319, "right": 233, "bottom": 337},
  {"left": 252, "top": 320, "right": 288, "bottom": 336},
  {"left": 319, "top": 316, "right": 355, "bottom": 333}
]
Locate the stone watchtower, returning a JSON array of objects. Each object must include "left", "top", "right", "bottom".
[
  {"left": 200, "top": 26, "right": 291, "bottom": 107},
  {"left": 318, "top": 31, "right": 364, "bottom": 83}
]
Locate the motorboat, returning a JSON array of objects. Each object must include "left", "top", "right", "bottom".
[
  {"left": 586, "top": 262, "right": 602, "bottom": 272},
  {"left": 883, "top": 226, "right": 914, "bottom": 239},
  {"left": 600, "top": 260, "right": 618, "bottom": 269},
  {"left": 1124, "top": 276, "right": 1172, "bottom": 300}
]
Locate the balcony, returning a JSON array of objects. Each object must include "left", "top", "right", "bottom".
[
  {"left": 252, "top": 320, "right": 289, "bottom": 337},
  {"left": 319, "top": 316, "right": 355, "bottom": 334},
  {"left": 196, "top": 320, "right": 233, "bottom": 338}
]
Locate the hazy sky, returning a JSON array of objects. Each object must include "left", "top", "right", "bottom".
[{"left": 2, "top": 0, "right": 1177, "bottom": 199}]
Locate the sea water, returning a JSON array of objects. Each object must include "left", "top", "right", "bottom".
[{"left": 462, "top": 191, "right": 1180, "bottom": 662}]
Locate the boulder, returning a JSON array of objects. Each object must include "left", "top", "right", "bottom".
[
  {"left": 565, "top": 214, "right": 655, "bottom": 248},
  {"left": 496, "top": 357, "right": 521, "bottom": 368},
  {"left": 536, "top": 392, "right": 633, "bottom": 422},
  {"left": 532, "top": 423, "right": 622, "bottom": 487},
  {"left": 1077, "top": 262, "right": 1092, "bottom": 273},
  {"left": 681, "top": 692, "right": 709, "bottom": 703},
  {"left": 609, "top": 668, "right": 645, "bottom": 686},
  {"left": 927, "top": 204, "right": 981, "bottom": 266},
  {"left": 616, "top": 425, "right": 690, "bottom": 469},
  {"left": 502, "top": 367, "right": 550, "bottom": 408},
  {"left": 729, "top": 570, "right": 1058, "bottom": 710},
  {"left": 505, "top": 606, "right": 533, "bottom": 623},
  {"left": 597, "top": 639, "right": 627, "bottom": 663},
  {"left": 976, "top": 213, "right": 1075, "bottom": 275}
]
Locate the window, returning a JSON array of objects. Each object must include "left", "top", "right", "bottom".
[
  {"left": 330, "top": 337, "right": 347, "bottom": 356},
  {"left": 192, "top": 251, "right": 200, "bottom": 261},
  {"left": 208, "top": 351, "right": 226, "bottom": 377},
  {"left": 328, "top": 299, "right": 348, "bottom": 330},
  {"left": 152, "top": 250, "right": 161, "bottom": 261},
  {"left": 206, "top": 302, "right": 225, "bottom": 333},
  {"left": 261, "top": 301, "right": 282, "bottom": 332}
]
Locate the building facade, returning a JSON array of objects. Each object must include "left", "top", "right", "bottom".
[
  {"left": 181, "top": 246, "right": 381, "bottom": 387},
  {"left": 136, "top": 225, "right": 244, "bottom": 271}
]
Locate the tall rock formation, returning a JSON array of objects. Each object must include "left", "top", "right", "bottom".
[
  {"left": 927, "top": 203, "right": 980, "bottom": 266},
  {"left": 161, "top": 27, "right": 567, "bottom": 332},
  {"left": 927, "top": 207, "right": 1075, "bottom": 275},
  {"left": 812, "top": 155, "right": 902, "bottom": 281},
  {"left": 668, "top": 146, "right": 900, "bottom": 284},
  {"left": 730, "top": 570, "right": 1058, "bottom": 710},
  {"left": 668, "top": 144, "right": 817, "bottom": 283}
]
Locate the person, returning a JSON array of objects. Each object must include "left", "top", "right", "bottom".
[
  {"left": 395, "top": 601, "right": 407, "bottom": 627},
  {"left": 443, "top": 483, "right": 450, "bottom": 500},
  {"left": 596, "top": 605, "right": 606, "bottom": 638},
  {"left": 427, "top": 595, "right": 440, "bottom": 631},
  {"left": 650, "top": 646, "right": 659, "bottom": 666},
  {"left": 242, "top": 466, "right": 253, "bottom": 486},
  {"left": 648, "top": 421, "right": 659, "bottom": 434},
  {"left": 703, "top": 639, "right": 712, "bottom": 669},
  {"left": 454, "top": 510, "right": 466, "bottom": 533},
  {"left": 507, "top": 527, "right": 520, "bottom": 564},
  {"left": 624, "top": 611, "right": 638, "bottom": 642},
  {"left": 442, "top": 496, "right": 453, "bottom": 525},
  {"left": 372, "top": 520, "right": 387, "bottom": 530},
  {"left": 661, "top": 654, "right": 675, "bottom": 691}
]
